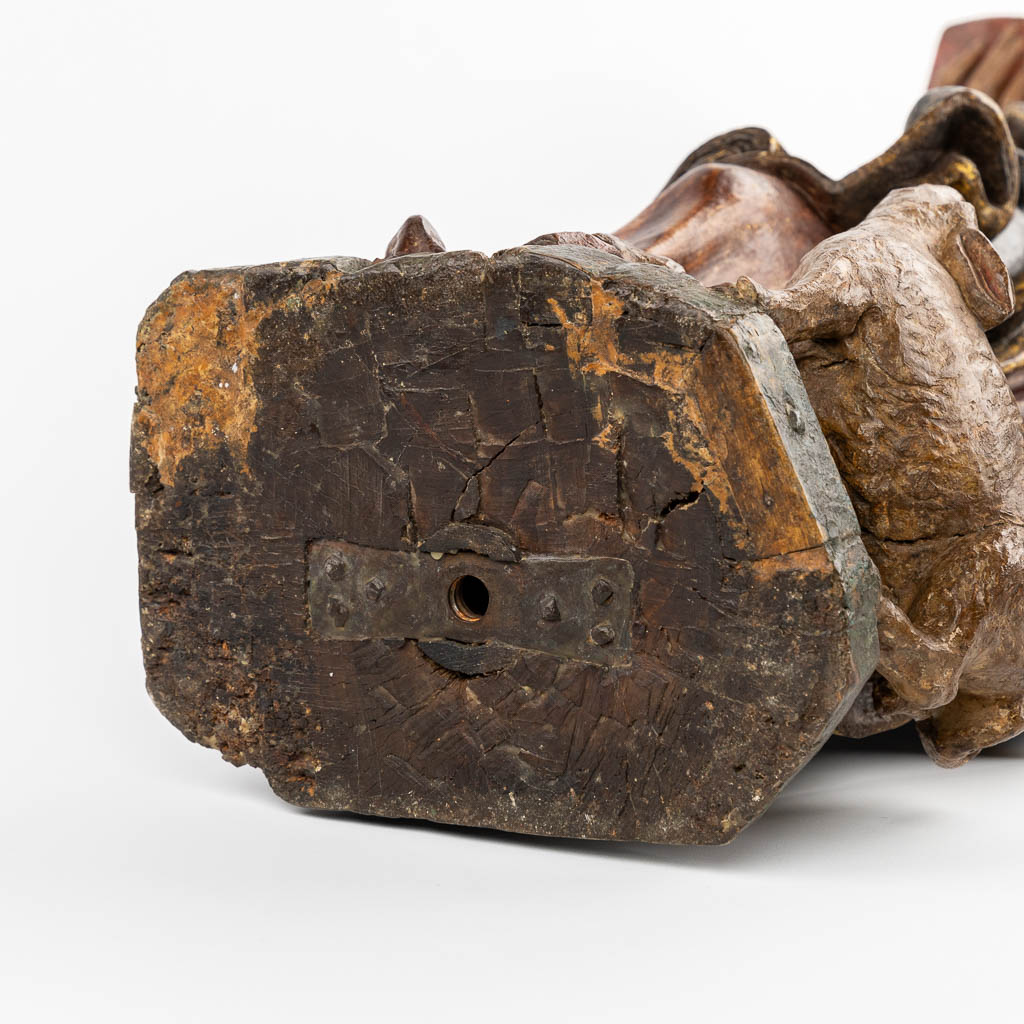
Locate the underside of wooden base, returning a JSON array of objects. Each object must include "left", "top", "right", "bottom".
[{"left": 132, "top": 244, "right": 877, "bottom": 844}]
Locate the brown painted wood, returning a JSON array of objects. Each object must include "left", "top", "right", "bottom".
[
  {"left": 616, "top": 163, "right": 830, "bottom": 289},
  {"left": 931, "top": 19, "right": 1024, "bottom": 108},
  {"left": 132, "top": 242, "right": 877, "bottom": 843}
]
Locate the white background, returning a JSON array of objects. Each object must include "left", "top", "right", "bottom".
[{"left": 3, "top": 1, "right": 1022, "bottom": 1020}]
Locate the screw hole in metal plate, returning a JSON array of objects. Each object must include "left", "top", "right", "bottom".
[{"left": 449, "top": 574, "right": 490, "bottom": 621}]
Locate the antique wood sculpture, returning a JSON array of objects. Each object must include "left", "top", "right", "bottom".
[{"left": 133, "top": 23, "right": 1024, "bottom": 844}]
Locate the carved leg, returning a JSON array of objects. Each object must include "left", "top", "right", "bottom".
[
  {"left": 875, "top": 589, "right": 964, "bottom": 712},
  {"left": 918, "top": 692, "right": 1024, "bottom": 767},
  {"left": 874, "top": 524, "right": 1024, "bottom": 760}
]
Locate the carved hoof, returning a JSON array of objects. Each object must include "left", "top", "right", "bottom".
[
  {"left": 917, "top": 692, "right": 1024, "bottom": 768},
  {"left": 132, "top": 244, "right": 878, "bottom": 844}
]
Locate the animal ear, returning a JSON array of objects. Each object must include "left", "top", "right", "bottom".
[{"left": 939, "top": 227, "right": 1014, "bottom": 329}]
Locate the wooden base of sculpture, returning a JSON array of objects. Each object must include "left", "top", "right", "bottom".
[{"left": 132, "top": 244, "right": 877, "bottom": 843}]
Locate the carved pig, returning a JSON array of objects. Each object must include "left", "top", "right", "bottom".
[{"left": 735, "top": 184, "right": 1024, "bottom": 766}]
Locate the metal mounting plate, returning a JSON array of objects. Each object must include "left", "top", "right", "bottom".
[{"left": 308, "top": 540, "right": 634, "bottom": 668}]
